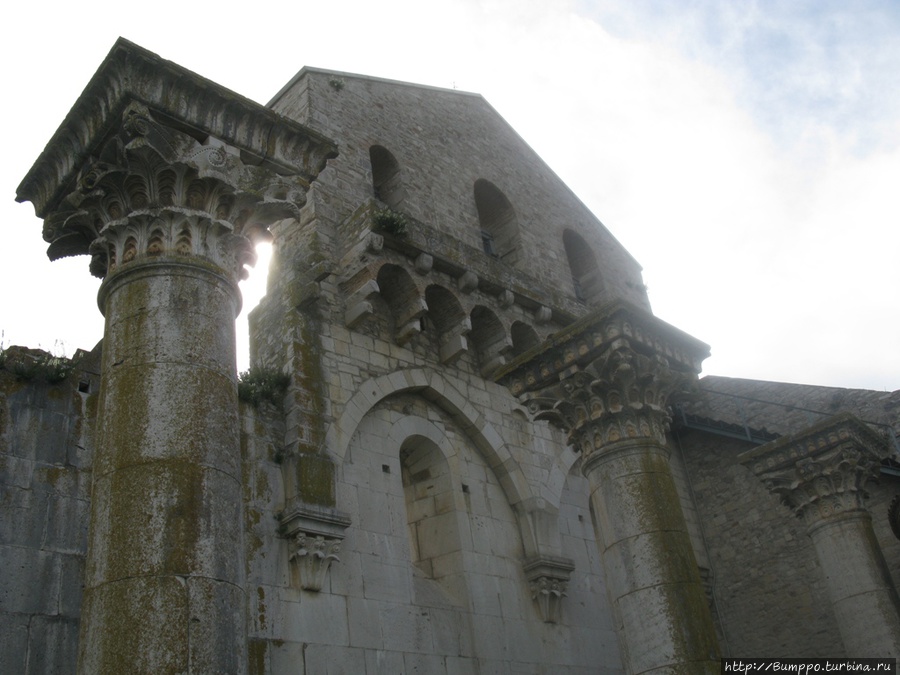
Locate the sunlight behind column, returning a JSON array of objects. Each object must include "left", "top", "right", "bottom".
[{"left": 236, "top": 241, "right": 273, "bottom": 373}]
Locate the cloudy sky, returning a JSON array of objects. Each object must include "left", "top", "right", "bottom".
[{"left": 2, "top": 0, "right": 898, "bottom": 390}]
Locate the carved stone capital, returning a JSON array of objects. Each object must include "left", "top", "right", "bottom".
[
  {"left": 279, "top": 502, "right": 351, "bottom": 592},
  {"left": 18, "top": 39, "right": 336, "bottom": 281},
  {"left": 741, "top": 413, "right": 889, "bottom": 526},
  {"left": 42, "top": 103, "right": 314, "bottom": 282},
  {"left": 523, "top": 556, "right": 575, "bottom": 623},
  {"left": 496, "top": 303, "right": 708, "bottom": 462}
]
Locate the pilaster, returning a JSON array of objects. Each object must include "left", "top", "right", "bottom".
[{"left": 742, "top": 413, "right": 900, "bottom": 657}]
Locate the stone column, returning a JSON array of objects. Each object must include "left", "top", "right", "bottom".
[
  {"left": 20, "top": 90, "right": 332, "bottom": 671},
  {"left": 497, "top": 304, "right": 719, "bottom": 674},
  {"left": 742, "top": 414, "right": 900, "bottom": 657}
]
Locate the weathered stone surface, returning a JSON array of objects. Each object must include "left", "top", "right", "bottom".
[
  {"left": 742, "top": 414, "right": 900, "bottom": 658},
  {"left": 8, "top": 40, "right": 900, "bottom": 675}
]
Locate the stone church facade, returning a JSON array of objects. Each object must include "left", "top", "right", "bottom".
[{"left": 3, "top": 39, "right": 899, "bottom": 674}]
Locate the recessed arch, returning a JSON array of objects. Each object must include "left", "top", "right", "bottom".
[
  {"left": 326, "top": 368, "right": 531, "bottom": 510},
  {"left": 425, "top": 285, "right": 471, "bottom": 364},
  {"left": 474, "top": 179, "right": 520, "bottom": 265},
  {"left": 376, "top": 263, "right": 426, "bottom": 344},
  {"left": 424, "top": 285, "right": 467, "bottom": 334},
  {"left": 470, "top": 305, "right": 511, "bottom": 376},
  {"left": 370, "top": 145, "right": 406, "bottom": 209},
  {"left": 389, "top": 421, "right": 460, "bottom": 578},
  {"left": 510, "top": 321, "right": 540, "bottom": 357},
  {"left": 563, "top": 229, "right": 602, "bottom": 302}
]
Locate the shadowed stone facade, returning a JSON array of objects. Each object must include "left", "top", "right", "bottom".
[{"left": 4, "top": 39, "right": 900, "bottom": 673}]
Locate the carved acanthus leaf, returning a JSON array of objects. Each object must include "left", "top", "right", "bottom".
[
  {"left": 49, "top": 103, "right": 314, "bottom": 279},
  {"left": 742, "top": 413, "right": 889, "bottom": 524}
]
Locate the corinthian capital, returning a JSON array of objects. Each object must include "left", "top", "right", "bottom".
[
  {"left": 741, "top": 413, "right": 889, "bottom": 525},
  {"left": 495, "top": 302, "right": 709, "bottom": 456},
  {"left": 44, "top": 102, "right": 319, "bottom": 280},
  {"left": 17, "top": 39, "right": 337, "bottom": 280}
]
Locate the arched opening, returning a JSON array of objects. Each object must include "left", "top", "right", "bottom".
[
  {"left": 474, "top": 179, "right": 520, "bottom": 265},
  {"left": 510, "top": 321, "right": 540, "bottom": 356},
  {"left": 370, "top": 145, "right": 406, "bottom": 209},
  {"left": 563, "top": 229, "right": 602, "bottom": 303},
  {"left": 470, "top": 305, "right": 510, "bottom": 376},
  {"left": 400, "top": 434, "right": 458, "bottom": 578},
  {"left": 425, "top": 285, "right": 470, "bottom": 364},
  {"left": 377, "top": 264, "right": 426, "bottom": 345}
]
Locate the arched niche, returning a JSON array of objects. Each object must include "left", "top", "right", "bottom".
[
  {"left": 425, "top": 285, "right": 471, "bottom": 365},
  {"left": 510, "top": 321, "right": 540, "bottom": 356},
  {"left": 399, "top": 433, "right": 458, "bottom": 578},
  {"left": 370, "top": 145, "right": 406, "bottom": 209},
  {"left": 376, "top": 263, "right": 426, "bottom": 345},
  {"left": 563, "top": 229, "right": 602, "bottom": 302},
  {"left": 474, "top": 179, "right": 520, "bottom": 265},
  {"left": 469, "top": 305, "right": 511, "bottom": 377}
]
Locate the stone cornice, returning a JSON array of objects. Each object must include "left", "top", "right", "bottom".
[
  {"left": 493, "top": 301, "right": 709, "bottom": 396},
  {"left": 17, "top": 38, "right": 337, "bottom": 222},
  {"left": 740, "top": 413, "right": 889, "bottom": 523},
  {"left": 33, "top": 101, "right": 323, "bottom": 280},
  {"left": 492, "top": 302, "right": 708, "bottom": 450}
]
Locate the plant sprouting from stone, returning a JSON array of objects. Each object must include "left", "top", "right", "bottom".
[
  {"left": 372, "top": 208, "right": 409, "bottom": 238},
  {"left": 329, "top": 78, "right": 345, "bottom": 91},
  {"left": 238, "top": 367, "right": 291, "bottom": 406},
  {"left": 0, "top": 340, "right": 77, "bottom": 384}
]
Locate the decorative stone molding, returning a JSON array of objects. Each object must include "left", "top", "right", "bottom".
[
  {"left": 279, "top": 502, "right": 351, "bottom": 592},
  {"left": 18, "top": 40, "right": 336, "bottom": 287},
  {"left": 495, "top": 302, "right": 709, "bottom": 463},
  {"left": 741, "top": 413, "right": 889, "bottom": 525},
  {"left": 18, "top": 39, "right": 336, "bottom": 221},
  {"left": 523, "top": 556, "right": 575, "bottom": 623},
  {"left": 366, "top": 232, "right": 384, "bottom": 253},
  {"left": 41, "top": 102, "right": 314, "bottom": 283}
]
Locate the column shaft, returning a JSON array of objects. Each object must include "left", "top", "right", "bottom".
[
  {"left": 78, "top": 259, "right": 246, "bottom": 674},
  {"left": 807, "top": 509, "right": 900, "bottom": 657},
  {"left": 584, "top": 439, "right": 718, "bottom": 675}
]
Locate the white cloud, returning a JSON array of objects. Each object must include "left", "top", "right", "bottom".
[{"left": 2, "top": 0, "right": 898, "bottom": 390}]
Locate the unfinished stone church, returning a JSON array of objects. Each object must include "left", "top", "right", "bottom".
[{"left": 4, "top": 39, "right": 900, "bottom": 674}]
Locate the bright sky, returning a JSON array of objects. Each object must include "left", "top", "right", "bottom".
[{"left": 2, "top": 0, "right": 898, "bottom": 390}]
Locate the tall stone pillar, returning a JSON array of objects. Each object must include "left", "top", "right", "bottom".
[
  {"left": 16, "top": 40, "right": 336, "bottom": 673},
  {"left": 742, "top": 414, "right": 900, "bottom": 657},
  {"left": 497, "top": 303, "right": 719, "bottom": 674}
]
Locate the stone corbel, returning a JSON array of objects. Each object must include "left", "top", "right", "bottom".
[
  {"left": 279, "top": 502, "right": 351, "bottom": 592},
  {"left": 523, "top": 556, "right": 575, "bottom": 623},
  {"left": 345, "top": 279, "right": 381, "bottom": 328},
  {"left": 366, "top": 232, "right": 384, "bottom": 253},
  {"left": 439, "top": 316, "right": 472, "bottom": 365},
  {"left": 479, "top": 338, "right": 513, "bottom": 378},
  {"left": 395, "top": 297, "right": 428, "bottom": 346},
  {"left": 457, "top": 270, "right": 478, "bottom": 294},
  {"left": 533, "top": 306, "right": 552, "bottom": 325},
  {"left": 414, "top": 253, "right": 433, "bottom": 275}
]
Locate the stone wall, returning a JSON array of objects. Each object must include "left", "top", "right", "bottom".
[
  {"left": 269, "top": 69, "right": 650, "bottom": 313},
  {"left": 0, "top": 347, "right": 99, "bottom": 674},
  {"left": 677, "top": 425, "right": 900, "bottom": 656}
]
